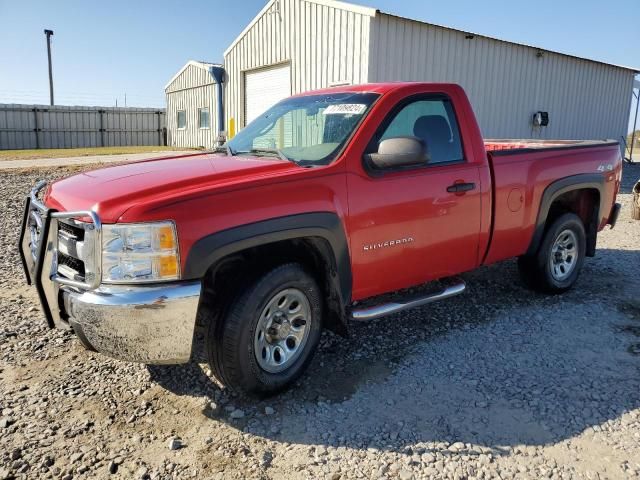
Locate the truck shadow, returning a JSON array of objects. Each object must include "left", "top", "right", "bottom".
[{"left": 148, "top": 247, "right": 640, "bottom": 454}]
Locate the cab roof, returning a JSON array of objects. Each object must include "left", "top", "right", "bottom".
[{"left": 293, "top": 82, "right": 459, "bottom": 97}]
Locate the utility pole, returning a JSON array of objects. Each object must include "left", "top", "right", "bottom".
[{"left": 44, "top": 29, "right": 54, "bottom": 105}]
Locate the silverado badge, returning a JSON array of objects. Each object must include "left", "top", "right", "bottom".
[{"left": 363, "top": 237, "right": 415, "bottom": 252}]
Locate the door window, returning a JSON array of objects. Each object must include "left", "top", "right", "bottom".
[{"left": 376, "top": 97, "right": 464, "bottom": 165}]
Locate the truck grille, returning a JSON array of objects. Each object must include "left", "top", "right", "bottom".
[
  {"left": 56, "top": 219, "right": 94, "bottom": 282},
  {"left": 58, "top": 252, "right": 86, "bottom": 278},
  {"left": 58, "top": 221, "right": 85, "bottom": 241}
]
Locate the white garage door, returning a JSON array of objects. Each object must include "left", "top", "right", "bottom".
[{"left": 244, "top": 64, "right": 291, "bottom": 126}]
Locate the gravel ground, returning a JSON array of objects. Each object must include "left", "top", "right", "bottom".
[{"left": 1, "top": 163, "right": 639, "bottom": 480}]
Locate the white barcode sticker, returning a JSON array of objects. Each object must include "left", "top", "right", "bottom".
[{"left": 323, "top": 104, "right": 367, "bottom": 115}]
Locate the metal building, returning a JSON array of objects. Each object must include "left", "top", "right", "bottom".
[
  {"left": 224, "top": 0, "right": 373, "bottom": 136},
  {"left": 222, "top": 0, "right": 637, "bottom": 143},
  {"left": 165, "top": 0, "right": 637, "bottom": 147},
  {"left": 165, "top": 61, "right": 224, "bottom": 148}
]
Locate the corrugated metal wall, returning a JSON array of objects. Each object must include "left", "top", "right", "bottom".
[
  {"left": 369, "top": 14, "right": 635, "bottom": 141},
  {"left": 224, "top": 0, "right": 374, "bottom": 130},
  {"left": 0, "top": 104, "right": 166, "bottom": 150},
  {"left": 165, "top": 64, "right": 218, "bottom": 148}
]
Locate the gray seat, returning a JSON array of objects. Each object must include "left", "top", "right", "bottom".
[{"left": 413, "top": 115, "right": 455, "bottom": 163}]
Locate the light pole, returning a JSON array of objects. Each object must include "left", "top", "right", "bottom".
[
  {"left": 44, "top": 29, "right": 54, "bottom": 106},
  {"left": 630, "top": 88, "right": 639, "bottom": 163}
]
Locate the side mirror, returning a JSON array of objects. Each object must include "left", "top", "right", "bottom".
[{"left": 365, "top": 136, "right": 428, "bottom": 169}]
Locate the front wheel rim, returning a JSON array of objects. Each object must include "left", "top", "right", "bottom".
[
  {"left": 254, "top": 288, "right": 312, "bottom": 374},
  {"left": 549, "top": 229, "right": 579, "bottom": 281}
]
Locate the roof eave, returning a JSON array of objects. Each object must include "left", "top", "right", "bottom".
[
  {"left": 164, "top": 60, "right": 223, "bottom": 91},
  {"left": 377, "top": 11, "right": 640, "bottom": 74}
]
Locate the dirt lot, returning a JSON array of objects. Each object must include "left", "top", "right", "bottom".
[{"left": 1, "top": 163, "right": 639, "bottom": 480}]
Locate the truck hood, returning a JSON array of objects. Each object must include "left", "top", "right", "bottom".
[{"left": 44, "top": 153, "right": 298, "bottom": 222}]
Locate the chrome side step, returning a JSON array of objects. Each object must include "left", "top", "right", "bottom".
[{"left": 350, "top": 279, "right": 466, "bottom": 322}]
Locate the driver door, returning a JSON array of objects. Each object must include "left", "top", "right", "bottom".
[{"left": 347, "top": 94, "right": 482, "bottom": 299}]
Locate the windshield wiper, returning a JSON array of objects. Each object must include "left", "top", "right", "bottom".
[
  {"left": 244, "top": 148, "right": 298, "bottom": 164},
  {"left": 213, "top": 144, "right": 236, "bottom": 156}
]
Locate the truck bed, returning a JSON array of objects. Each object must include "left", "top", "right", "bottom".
[
  {"left": 482, "top": 139, "right": 622, "bottom": 266},
  {"left": 484, "top": 139, "right": 618, "bottom": 154}
]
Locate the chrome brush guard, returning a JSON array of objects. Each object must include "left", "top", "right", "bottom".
[{"left": 19, "top": 181, "right": 102, "bottom": 328}]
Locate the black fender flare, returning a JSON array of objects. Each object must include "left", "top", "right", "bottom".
[
  {"left": 183, "top": 212, "right": 352, "bottom": 304},
  {"left": 527, "top": 173, "right": 605, "bottom": 256}
]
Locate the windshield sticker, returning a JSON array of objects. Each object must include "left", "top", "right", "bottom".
[{"left": 323, "top": 104, "right": 367, "bottom": 115}]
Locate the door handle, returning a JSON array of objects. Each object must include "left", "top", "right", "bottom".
[{"left": 447, "top": 182, "right": 476, "bottom": 193}]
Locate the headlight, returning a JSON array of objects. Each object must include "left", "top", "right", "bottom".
[{"left": 101, "top": 221, "right": 180, "bottom": 283}]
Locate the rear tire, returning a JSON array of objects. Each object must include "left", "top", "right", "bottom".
[
  {"left": 207, "top": 263, "right": 323, "bottom": 395},
  {"left": 518, "top": 212, "right": 586, "bottom": 293}
]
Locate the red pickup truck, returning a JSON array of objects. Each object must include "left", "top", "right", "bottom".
[{"left": 20, "top": 83, "right": 622, "bottom": 395}]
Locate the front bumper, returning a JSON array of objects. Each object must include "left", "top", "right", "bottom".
[
  {"left": 18, "top": 182, "right": 202, "bottom": 364},
  {"left": 64, "top": 282, "right": 201, "bottom": 364}
]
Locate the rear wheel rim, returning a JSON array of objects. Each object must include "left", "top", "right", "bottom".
[
  {"left": 254, "top": 288, "right": 312, "bottom": 374},
  {"left": 549, "top": 229, "right": 578, "bottom": 281}
]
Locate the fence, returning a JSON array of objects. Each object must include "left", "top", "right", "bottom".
[{"left": 0, "top": 104, "right": 166, "bottom": 150}]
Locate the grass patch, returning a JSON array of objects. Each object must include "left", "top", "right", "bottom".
[{"left": 0, "top": 146, "right": 197, "bottom": 161}]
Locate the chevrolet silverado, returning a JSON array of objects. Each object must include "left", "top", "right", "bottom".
[{"left": 20, "top": 83, "right": 622, "bottom": 394}]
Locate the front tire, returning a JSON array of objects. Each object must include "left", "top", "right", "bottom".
[
  {"left": 518, "top": 213, "right": 586, "bottom": 293},
  {"left": 207, "top": 263, "right": 323, "bottom": 395}
]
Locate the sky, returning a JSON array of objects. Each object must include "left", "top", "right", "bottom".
[{"left": 1, "top": 0, "right": 639, "bottom": 131}]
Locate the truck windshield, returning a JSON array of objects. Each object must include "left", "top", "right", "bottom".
[{"left": 226, "top": 92, "right": 379, "bottom": 166}]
